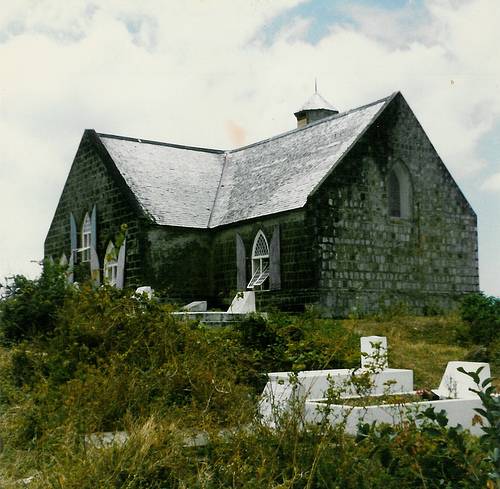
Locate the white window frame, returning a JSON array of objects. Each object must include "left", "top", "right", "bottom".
[
  {"left": 80, "top": 213, "right": 91, "bottom": 262},
  {"left": 104, "top": 241, "right": 119, "bottom": 286},
  {"left": 248, "top": 230, "right": 270, "bottom": 289}
]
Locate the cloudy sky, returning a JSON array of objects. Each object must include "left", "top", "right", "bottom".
[{"left": 1, "top": 0, "right": 499, "bottom": 296}]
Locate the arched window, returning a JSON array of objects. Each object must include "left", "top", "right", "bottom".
[
  {"left": 247, "top": 230, "right": 270, "bottom": 288},
  {"left": 80, "top": 213, "right": 91, "bottom": 262},
  {"left": 388, "top": 170, "right": 401, "bottom": 217},
  {"left": 59, "top": 253, "right": 68, "bottom": 267},
  {"left": 387, "top": 162, "right": 412, "bottom": 219},
  {"left": 104, "top": 241, "right": 118, "bottom": 286}
]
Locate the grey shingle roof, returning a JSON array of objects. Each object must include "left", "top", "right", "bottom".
[
  {"left": 97, "top": 93, "right": 395, "bottom": 229},
  {"left": 100, "top": 136, "right": 224, "bottom": 228}
]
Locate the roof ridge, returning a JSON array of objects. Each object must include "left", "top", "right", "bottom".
[
  {"left": 96, "top": 132, "right": 225, "bottom": 155},
  {"left": 227, "top": 92, "right": 396, "bottom": 155},
  {"left": 207, "top": 152, "right": 228, "bottom": 228},
  {"left": 95, "top": 93, "right": 396, "bottom": 157}
]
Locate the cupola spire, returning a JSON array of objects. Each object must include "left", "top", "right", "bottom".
[{"left": 294, "top": 83, "right": 338, "bottom": 128}]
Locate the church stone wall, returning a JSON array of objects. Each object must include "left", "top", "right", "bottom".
[
  {"left": 143, "top": 226, "right": 211, "bottom": 303},
  {"left": 310, "top": 94, "right": 479, "bottom": 316},
  {"left": 210, "top": 210, "right": 320, "bottom": 311},
  {"left": 44, "top": 133, "right": 147, "bottom": 287}
]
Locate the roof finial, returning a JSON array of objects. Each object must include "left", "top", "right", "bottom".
[{"left": 314, "top": 78, "right": 318, "bottom": 94}]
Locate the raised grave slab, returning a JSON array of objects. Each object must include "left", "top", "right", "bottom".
[{"left": 304, "top": 397, "right": 487, "bottom": 436}]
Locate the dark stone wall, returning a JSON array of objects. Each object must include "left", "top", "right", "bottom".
[
  {"left": 309, "top": 93, "right": 479, "bottom": 316},
  {"left": 45, "top": 132, "right": 212, "bottom": 298},
  {"left": 44, "top": 131, "right": 147, "bottom": 287},
  {"left": 210, "top": 210, "right": 320, "bottom": 311},
  {"left": 143, "top": 226, "right": 211, "bottom": 303}
]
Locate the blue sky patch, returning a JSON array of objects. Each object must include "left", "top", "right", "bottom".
[{"left": 258, "top": 0, "right": 425, "bottom": 44}]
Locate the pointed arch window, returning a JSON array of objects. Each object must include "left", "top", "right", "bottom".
[
  {"left": 388, "top": 170, "right": 401, "bottom": 217},
  {"left": 387, "top": 162, "right": 412, "bottom": 219},
  {"left": 104, "top": 242, "right": 119, "bottom": 286},
  {"left": 103, "top": 239, "right": 126, "bottom": 289},
  {"left": 59, "top": 253, "right": 68, "bottom": 267},
  {"left": 80, "top": 213, "right": 91, "bottom": 262},
  {"left": 248, "top": 230, "right": 270, "bottom": 288}
]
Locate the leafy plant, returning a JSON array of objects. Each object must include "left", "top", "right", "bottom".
[
  {"left": 0, "top": 261, "right": 71, "bottom": 343},
  {"left": 460, "top": 293, "right": 500, "bottom": 346},
  {"left": 458, "top": 366, "right": 500, "bottom": 487}
]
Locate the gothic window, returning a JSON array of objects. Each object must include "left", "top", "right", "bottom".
[
  {"left": 387, "top": 162, "right": 412, "bottom": 219},
  {"left": 247, "top": 230, "right": 270, "bottom": 289},
  {"left": 388, "top": 170, "right": 401, "bottom": 217},
  {"left": 103, "top": 239, "right": 126, "bottom": 288},
  {"left": 104, "top": 242, "right": 119, "bottom": 286},
  {"left": 80, "top": 213, "right": 91, "bottom": 262},
  {"left": 59, "top": 253, "right": 68, "bottom": 267}
]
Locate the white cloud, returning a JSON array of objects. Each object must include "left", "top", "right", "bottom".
[
  {"left": 0, "top": 0, "right": 499, "bottom": 293},
  {"left": 481, "top": 173, "right": 500, "bottom": 192}
]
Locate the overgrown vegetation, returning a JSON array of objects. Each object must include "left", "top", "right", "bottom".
[
  {"left": 0, "top": 265, "right": 498, "bottom": 488},
  {"left": 0, "top": 263, "right": 71, "bottom": 343},
  {"left": 459, "top": 292, "right": 500, "bottom": 368}
]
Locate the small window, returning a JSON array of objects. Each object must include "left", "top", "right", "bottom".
[
  {"left": 248, "top": 230, "right": 269, "bottom": 289},
  {"left": 388, "top": 170, "right": 401, "bottom": 217},
  {"left": 80, "top": 213, "right": 91, "bottom": 262},
  {"left": 387, "top": 162, "right": 412, "bottom": 219},
  {"left": 104, "top": 241, "right": 119, "bottom": 286}
]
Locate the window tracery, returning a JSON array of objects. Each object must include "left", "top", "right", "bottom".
[
  {"left": 104, "top": 241, "right": 119, "bottom": 286},
  {"left": 247, "top": 230, "right": 270, "bottom": 289},
  {"left": 80, "top": 213, "right": 91, "bottom": 262}
]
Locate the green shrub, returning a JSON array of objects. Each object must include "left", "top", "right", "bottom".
[
  {"left": 459, "top": 293, "right": 500, "bottom": 368},
  {"left": 233, "top": 314, "right": 359, "bottom": 387},
  {"left": 0, "top": 261, "right": 71, "bottom": 343},
  {"left": 460, "top": 293, "right": 500, "bottom": 345}
]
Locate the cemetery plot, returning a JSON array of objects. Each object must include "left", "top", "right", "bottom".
[{"left": 260, "top": 335, "right": 496, "bottom": 436}]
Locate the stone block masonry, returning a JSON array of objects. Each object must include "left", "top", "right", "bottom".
[
  {"left": 309, "top": 94, "right": 478, "bottom": 316},
  {"left": 211, "top": 210, "right": 319, "bottom": 311},
  {"left": 44, "top": 132, "right": 148, "bottom": 287}
]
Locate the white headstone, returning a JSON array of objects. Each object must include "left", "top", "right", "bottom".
[
  {"left": 433, "top": 361, "right": 491, "bottom": 399},
  {"left": 360, "top": 336, "right": 388, "bottom": 370},
  {"left": 135, "top": 286, "right": 153, "bottom": 299},
  {"left": 227, "top": 291, "right": 256, "bottom": 313}
]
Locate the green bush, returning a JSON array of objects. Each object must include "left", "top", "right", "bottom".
[
  {"left": 233, "top": 313, "right": 360, "bottom": 390},
  {"left": 460, "top": 293, "right": 500, "bottom": 368},
  {"left": 460, "top": 293, "right": 499, "bottom": 345},
  {"left": 0, "top": 261, "right": 71, "bottom": 343}
]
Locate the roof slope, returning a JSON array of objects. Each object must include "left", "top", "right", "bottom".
[
  {"left": 209, "top": 95, "right": 392, "bottom": 227},
  {"left": 99, "top": 135, "right": 224, "bottom": 228},
  {"left": 96, "top": 93, "right": 394, "bottom": 228}
]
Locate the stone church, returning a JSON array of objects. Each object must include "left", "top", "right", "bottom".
[{"left": 44, "top": 91, "right": 479, "bottom": 315}]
